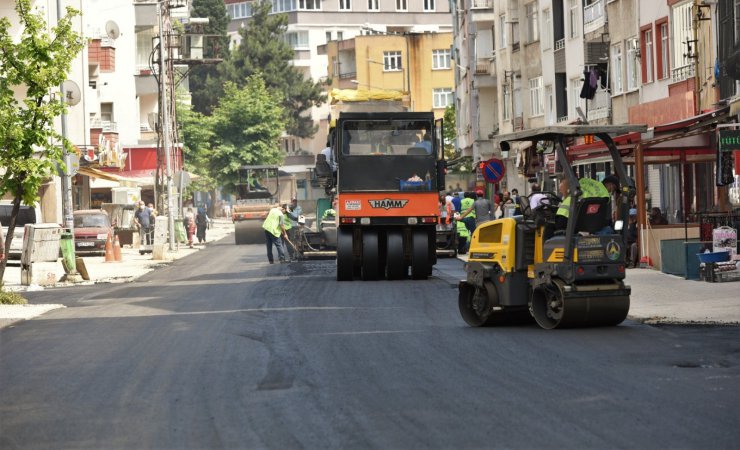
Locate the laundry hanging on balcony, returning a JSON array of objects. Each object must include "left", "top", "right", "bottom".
[{"left": 579, "top": 68, "right": 600, "bottom": 100}]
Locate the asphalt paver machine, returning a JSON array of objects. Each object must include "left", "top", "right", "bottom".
[{"left": 458, "top": 125, "right": 646, "bottom": 329}]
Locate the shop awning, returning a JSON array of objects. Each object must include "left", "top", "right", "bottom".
[
  {"left": 78, "top": 166, "right": 142, "bottom": 187},
  {"left": 567, "top": 105, "right": 731, "bottom": 163}
]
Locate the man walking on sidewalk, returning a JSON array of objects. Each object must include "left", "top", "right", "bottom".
[{"left": 262, "top": 205, "right": 288, "bottom": 264}]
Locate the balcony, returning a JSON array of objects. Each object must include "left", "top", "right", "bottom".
[
  {"left": 474, "top": 56, "right": 497, "bottom": 87},
  {"left": 672, "top": 64, "right": 695, "bottom": 83},
  {"left": 90, "top": 119, "right": 118, "bottom": 133},
  {"left": 583, "top": 0, "right": 606, "bottom": 35},
  {"left": 586, "top": 88, "right": 611, "bottom": 121},
  {"left": 554, "top": 39, "right": 565, "bottom": 51},
  {"left": 470, "top": 0, "right": 495, "bottom": 22},
  {"left": 475, "top": 58, "right": 491, "bottom": 75}
]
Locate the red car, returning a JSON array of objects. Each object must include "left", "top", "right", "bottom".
[{"left": 73, "top": 210, "right": 113, "bottom": 256}]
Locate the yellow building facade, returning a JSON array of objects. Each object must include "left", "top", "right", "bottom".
[{"left": 320, "top": 32, "right": 455, "bottom": 119}]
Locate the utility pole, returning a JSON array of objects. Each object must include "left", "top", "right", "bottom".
[
  {"left": 158, "top": 1, "right": 176, "bottom": 251},
  {"left": 57, "top": 0, "right": 80, "bottom": 281}
]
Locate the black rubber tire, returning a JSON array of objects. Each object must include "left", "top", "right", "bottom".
[
  {"left": 411, "top": 229, "right": 430, "bottom": 280},
  {"left": 386, "top": 230, "right": 406, "bottom": 280},
  {"left": 337, "top": 227, "right": 354, "bottom": 281},
  {"left": 458, "top": 282, "right": 493, "bottom": 327},
  {"left": 361, "top": 229, "right": 380, "bottom": 281}
]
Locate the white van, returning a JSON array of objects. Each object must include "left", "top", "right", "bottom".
[{"left": 0, "top": 201, "right": 44, "bottom": 259}]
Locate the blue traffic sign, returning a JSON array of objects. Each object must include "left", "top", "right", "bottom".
[{"left": 482, "top": 158, "right": 505, "bottom": 183}]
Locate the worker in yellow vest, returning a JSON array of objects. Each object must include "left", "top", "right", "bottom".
[
  {"left": 262, "top": 205, "right": 288, "bottom": 264},
  {"left": 555, "top": 177, "right": 610, "bottom": 232},
  {"left": 453, "top": 213, "right": 470, "bottom": 255}
]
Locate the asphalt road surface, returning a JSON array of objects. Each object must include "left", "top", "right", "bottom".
[{"left": 1, "top": 236, "right": 739, "bottom": 449}]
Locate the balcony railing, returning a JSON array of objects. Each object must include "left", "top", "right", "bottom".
[
  {"left": 556, "top": 115, "right": 570, "bottom": 123},
  {"left": 554, "top": 39, "right": 565, "bottom": 51},
  {"left": 671, "top": 63, "right": 695, "bottom": 83},
  {"left": 475, "top": 58, "right": 491, "bottom": 75},
  {"left": 471, "top": 0, "right": 492, "bottom": 8},
  {"left": 90, "top": 119, "right": 118, "bottom": 132},
  {"left": 583, "top": 0, "right": 605, "bottom": 34},
  {"left": 338, "top": 71, "right": 357, "bottom": 79}
]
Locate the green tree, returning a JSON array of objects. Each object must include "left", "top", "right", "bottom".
[
  {"left": 0, "top": 0, "right": 83, "bottom": 283},
  {"left": 177, "top": 100, "right": 216, "bottom": 199},
  {"left": 188, "top": 0, "right": 230, "bottom": 115},
  {"left": 222, "top": 0, "right": 324, "bottom": 138},
  {"left": 443, "top": 104, "right": 469, "bottom": 173},
  {"left": 209, "top": 76, "right": 284, "bottom": 192}
]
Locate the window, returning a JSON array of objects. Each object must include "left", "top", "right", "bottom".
[
  {"left": 503, "top": 86, "right": 511, "bottom": 121},
  {"left": 100, "top": 102, "right": 113, "bottom": 122},
  {"left": 337, "top": 31, "right": 344, "bottom": 41},
  {"left": 424, "top": 0, "right": 435, "bottom": 11},
  {"left": 272, "top": 0, "right": 295, "bottom": 13},
  {"left": 339, "top": 0, "right": 351, "bottom": 10},
  {"left": 569, "top": 0, "right": 579, "bottom": 38},
  {"left": 285, "top": 31, "right": 309, "bottom": 49},
  {"left": 642, "top": 28, "right": 654, "bottom": 83},
  {"left": 626, "top": 38, "right": 639, "bottom": 90},
  {"left": 299, "top": 0, "right": 321, "bottom": 9},
  {"left": 527, "top": 3, "right": 539, "bottom": 43},
  {"left": 512, "top": 20, "right": 520, "bottom": 51},
  {"left": 500, "top": 15, "right": 507, "bottom": 48},
  {"left": 383, "top": 51, "right": 403, "bottom": 71},
  {"left": 542, "top": 8, "right": 551, "bottom": 49},
  {"left": 659, "top": 21, "right": 669, "bottom": 79},
  {"left": 529, "top": 76, "right": 544, "bottom": 116},
  {"left": 326, "top": 31, "right": 332, "bottom": 43},
  {"left": 432, "top": 49, "right": 451, "bottom": 69},
  {"left": 671, "top": 1, "right": 693, "bottom": 80},
  {"left": 570, "top": 77, "right": 581, "bottom": 119},
  {"left": 228, "top": 2, "right": 253, "bottom": 18},
  {"left": 545, "top": 84, "right": 554, "bottom": 124},
  {"left": 368, "top": 0, "right": 379, "bottom": 10},
  {"left": 611, "top": 43, "right": 622, "bottom": 94},
  {"left": 396, "top": 0, "right": 407, "bottom": 11},
  {"left": 433, "top": 88, "right": 453, "bottom": 108}
]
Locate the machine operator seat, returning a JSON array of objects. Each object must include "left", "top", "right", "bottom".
[
  {"left": 315, "top": 154, "right": 333, "bottom": 178},
  {"left": 573, "top": 196, "right": 611, "bottom": 234},
  {"left": 406, "top": 147, "right": 428, "bottom": 155}
]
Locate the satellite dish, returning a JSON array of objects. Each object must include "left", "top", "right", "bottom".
[
  {"left": 105, "top": 20, "right": 120, "bottom": 40},
  {"left": 61, "top": 80, "right": 81, "bottom": 106}
]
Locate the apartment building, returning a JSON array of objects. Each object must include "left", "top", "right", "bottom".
[
  {"left": 223, "top": 0, "right": 453, "bottom": 156},
  {"left": 454, "top": 0, "right": 738, "bottom": 220},
  {"left": 0, "top": 0, "right": 198, "bottom": 218},
  {"left": 319, "top": 31, "right": 455, "bottom": 117}
]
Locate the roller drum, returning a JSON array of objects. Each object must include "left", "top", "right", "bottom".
[
  {"left": 530, "top": 279, "right": 630, "bottom": 329},
  {"left": 234, "top": 220, "right": 265, "bottom": 245}
]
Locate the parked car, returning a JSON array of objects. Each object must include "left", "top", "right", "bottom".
[
  {"left": 0, "top": 201, "right": 43, "bottom": 260},
  {"left": 73, "top": 209, "right": 112, "bottom": 256}
]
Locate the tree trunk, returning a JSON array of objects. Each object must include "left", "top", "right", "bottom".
[{"left": 0, "top": 195, "right": 23, "bottom": 285}]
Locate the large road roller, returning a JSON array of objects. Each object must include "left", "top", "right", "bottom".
[
  {"left": 458, "top": 125, "right": 646, "bottom": 329},
  {"left": 331, "top": 112, "right": 446, "bottom": 281},
  {"left": 232, "top": 165, "right": 295, "bottom": 245}
]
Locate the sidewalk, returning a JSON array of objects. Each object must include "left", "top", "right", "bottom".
[
  {"left": 1, "top": 225, "right": 738, "bottom": 328},
  {"left": 435, "top": 256, "right": 740, "bottom": 325},
  {"left": 0, "top": 218, "right": 236, "bottom": 328}
]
